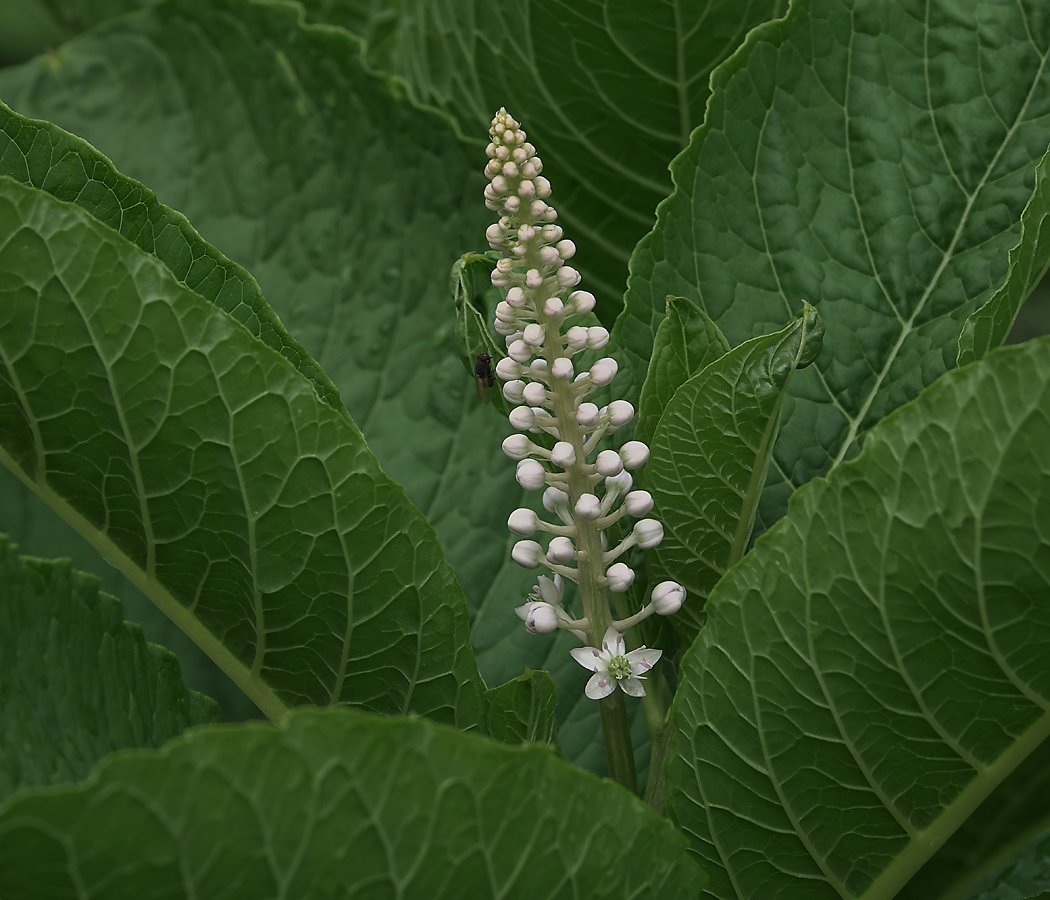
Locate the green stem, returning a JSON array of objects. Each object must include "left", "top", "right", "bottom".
[
  {"left": 643, "top": 716, "right": 675, "bottom": 816},
  {"left": 599, "top": 690, "right": 638, "bottom": 793}
]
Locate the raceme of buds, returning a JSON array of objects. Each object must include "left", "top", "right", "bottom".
[{"left": 485, "top": 109, "right": 685, "bottom": 695}]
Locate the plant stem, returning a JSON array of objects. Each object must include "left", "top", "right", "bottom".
[{"left": 599, "top": 690, "right": 638, "bottom": 793}]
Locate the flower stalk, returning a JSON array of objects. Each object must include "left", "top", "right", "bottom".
[{"left": 482, "top": 108, "right": 687, "bottom": 793}]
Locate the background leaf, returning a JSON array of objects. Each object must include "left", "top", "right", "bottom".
[
  {"left": 666, "top": 336, "right": 1050, "bottom": 899},
  {"left": 0, "top": 175, "right": 484, "bottom": 726},
  {"left": 0, "top": 0, "right": 648, "bottom": 773},
  {"left": 0, "top": 707, "right": 706, "bottom": 899},
  {"left": 634, "top": 294, "right": 730, "bottom": 449},
  {"left": 300, "top": 0, "right": 790, "bottom": 324},
  {"left": 613, "top": 0, "right": 1050, "bottom": 536},
  {"left": 648, "top": 303, "right": 823, "bottom": 644},
  {"left": 483, "top": 667, "right": 560, "bottom": 749},
  {"left": 0, "top": 535, "right": 219, "bottom": 804}
]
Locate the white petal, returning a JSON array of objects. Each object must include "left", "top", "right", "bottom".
[
  {"left": 570, "top": 646, "right": 605, "bottom": 672},
  {"left": 601, "top": 627, "right": 625, "bottom": 657},
  {"left": 627, "top": 646, "right": 663, "bottom": 674},
  {"left": 586, "top": 671, "right": 617, "bottom": 700},
  {"left": 619, "top": 676, "right": 647, "bottom": 698}
]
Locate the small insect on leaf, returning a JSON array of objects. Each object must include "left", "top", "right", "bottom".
[{"left": 475, "top": 353, "right": 494, "bottom": 404}]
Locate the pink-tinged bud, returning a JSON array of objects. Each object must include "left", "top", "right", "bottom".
[
  {"left": 512, "top": 146, "right": 528, "bottom": 163},
  {"left": 586, "top": 327, "right": 610, "bottom": 350},
  {"left": 556, "top": 266, "right": 581, "bottom": 288},
  {"left": 509, "top": 406, "right": 536, "bottom": 431},
  {"left": 504, "top": 195, "right": 521, "bottom": 214},
  {"left": 589, "top": 362, "right": 615, "bottom": 386},
  {"left": 529, "top": 199, "right": 548, "bottom": 218},
  {"left": 508, "top": 507, "right": 539, "bottom": 536},
  {"left": 633, "top": 518, "right": 664, "bottom": 549},
  {"left": 551, "top": 441, "right": 576, "bottom": 468},
  {"left": 502, "top": 161, "right": 519, "bottom": 178},
  {"left": 565, "top": 326, "right": 589, "bottom": 350},
  {"left": 543, "top": 297, "right": 565, "bottom": 318},
  {"left": 523, "top": 382, "right": 548, "bottom": 405},
  {"left": 485, "top": 222, "right": 504, "bottom": 242},
  {"left": 523, "top": 323, "right": 545, "bottom": 347},
  {"left": 490, "top": 270, "right": 510, "bottom": 288},
  {"left": 567, "top": 290, "right": 595, "bottom": 314},
  {"left": 551, "top": 357, "right": 574, "bottom": 381},
  {"left": 512, "top": 540, "right": 544, "bottom": 569},
  {"left": 526, "top": 269, "right": 544, "bottom": 289},
  {"left": 607, "top": 563, "right": 635, "bottom": 592},
  {"left": 596, "top": 450, "right": 623, "bottom": 477},
  {"left": 495, "top": 357, "right": 523, "bottom": 380},
  {"left": 506, "top": 286, "right": 527, "bottom": 308},
  {"left": 605, "top": 469, "right": 633, "bottom": 494},
  {"left": 607, "top": 400, "right": 634, "bottom": 428},
  {"left": 520, "top": 161, "right": 538, "bottom": 178},
  {"left": 515, "top": 600, "right": 559, "bottom": 634},
  {"left": 491, "top": 175, "right": 508, "bottom": 194},
  {"left": 494, "top": 319, "right": 517, "bottom": 336},
  {"left": 502, "top": 435, "right": 535, "bottom": 460},
  {"left": 623, "top": 490, "right": 654, "bottom": 517},
  {"left": 485, "top": 142, "right": 498, "bottom": 158},
  {"left": 518, "top": 223, "right": 535, "bottom": 243},
  {"left": 539, "top": 246, "right": 561, "bottom": 266},
  {"left": 535, "top": 176, "right": 552, "bottom": 198},
  {"left": 576, "top": 403, "right": 600, "bottom": 427},
  {"left": 651, "top": 581, "right": 686, "bottom": 616},
  {"left": 518, "top": 179, "right": 536, "bottom": 199},
  {"left": 541, "top": 224, "right": 563, "bottom": 242},
  {"left": 516, "top": 459, "right": 547, "bottom": 490},
  {"left": 529, "top": 358, "right": 549, "bottom": 376},
  {"left": 495, "top": 145, "right": 509, "bottom": 160},
  {"left": 574, "top": 493, "right": 602, "bottom": 520},
  {"left": 620, "top": 441, "right": 650, "bottom": 470},
  {"left": 556, "top": 239, "right": 576, "bottom": 259},
  {"left": 502, "top": 380, "right": 526, "bottom": 403},
  {"left": 546, "top": 536, "right": 576, "bottom": 564},
  {"left": 543, "top": 486, "right": 570, "bottom": 513},
  {"left": 508, "top": 340, "right": 532, "bottom": 363}
]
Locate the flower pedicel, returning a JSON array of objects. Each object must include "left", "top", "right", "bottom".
[{"left": 482, "top": 107, "right": 687, "bottom": 702}]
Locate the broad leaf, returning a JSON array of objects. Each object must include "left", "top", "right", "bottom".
[
  {"left": 0, "top": 707, "right": 706, "bottom": 898},
  {"left": 958, "top": 826, "right": 1050, "bottom": 900},
  {"left": 614, "top": 0, "right": 1050, "bottom": 535},
  {"left": 34, "top": 0, "right": 148, "bottom": 36},
  {"left": 635, "top": 295, "right": 730, "bottom": 449},
  {"left": 484, "top": 667, "right": 560, "bottom": 749},
  {"left": 300, "top": 0, "right": 790, "bottom": 322},
  {"left": 648, "top": 303, "right": 823, "bottom": 644},
  {"left": 0, "top": 535, "right": 219, "bottom": 803},
  {"left": 960, "top": 145, "right": 1050, "bottom": 366},
  {"left": 0, "top": 0, "right": 645, "bottom": 774},
  {"left": 0, "top": 176, "right": 483, "bottom": 727},
  {"left": 666, "top": 336, "right": 1050, "bottom": 899}
]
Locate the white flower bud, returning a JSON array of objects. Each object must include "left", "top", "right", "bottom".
[
  {"left": 574, "top": 493, "right": 602, "bottom": 520},
  {"left": 485, "top": 142, "right": 498, "bottom": 158},
  {"left": 567, "top": 290, "right": 595, "bottom": 314},
  {"left": 509, "top": 406, "right": 536, "bottom": 431},
  {"left": 502, "top": 161, "right": 519, "bottom": 178},
  {"left": 526, "top": 269, "right": 544, "bottom": 289},
  {"left": 485, "top": 222, "right": 504, "bottom": 242},
  {"left": 515, "top": 600, "right": 559, "bottom": 634},
  {"left": 512, "top": 146, "right": 528, "bottom": 163},
  {"left": 633, "top": 518, "right": 664, "bottom": 549},
  {"left": 508, "top": 507, "right": 539, "bottom": 536},
  {"left": 495, "top": 145, "right": 509, "bottom": 160},
  {"left": 543, "top": 297, "right": 565, "bottom": 318},
  {"left": 502, "top": 434, "right": 536, "bottom": 460},
  {"left": 551, "top": 357, "right": 574, "bottom": 381},
  {"left": 651, "top": 581, "right": 687, "bottom": 616},
  {"left": 502, "top": 380, "right": 526, "bottom": 403},
  {"left": 556, "top": 266, "right": 581, "bottom": 288},
  {"left": 523, "top": 323, "right": 545, "bottom": 347},
  {"left": 512, "top": 540, "right": 544, "bottom": 569},
  {"left": 490, "top": 270, "right": 510, "bottom": 288},
  {"left": 543, "top": 207, "right": 558, "bottom": 222},
  {"left": 510, "top": 243, "right": 527, "bottom": 257},
  {"left": 541, "top": 224, "right": 563, "bottom": 242},
  {"left": 529, "top": 199, "right": 548, "bottom": 218},
  {"left": 496, "top": 257, "right": 515, "bottom": 274},
  {"left": 607, "top": 400, "right": 634, "bottom": 428},
  {"left": 595, "top": 449, "right": 624, "bottom": 477},
  {"left": 518, "top": 223, "right": 535, "bottom": 243},
  {"left": 516, "top": 459, "right": 547, "bottom": 490},
  {"left": 539, "top": 246, "right": 561, "bottom": 266},
  {"left": 556, "top": 239, "right": 576, "bottom": 259},
  {"left": 523, "top": 382, "right": 548, "bottom": 405},
  {"left": 491, "top": 174, "right": 508, "bottom": 194},
  {"left": 546, "top": 536, "right": 576, "bottom": 564},
  {"left": 504, "top": 195, "right": 521, "bottom": 214},
  {"left": 521, "top": 161, "right": 538, "bottom": 178},
  {"left": 495, "top": 301, "right": 517, "bottom": 321},
  {"left": 620, "top": 441, "right": 650, "bottom": 470},
  {"left": 576, "top": 402, "right": 600, "bottom": 427},
  {"left": 529, "top": 358, "right": 549, "bottom": 375},
  {"left": 605, "top": 469, "right": 633, "bottom": 494},
  {"left": 607, "top": 562, "right": 635, "bottom": 593},
  {"left": 535, "top": 176, "right": 552, "bottom": 198},
  {"left": 518, "top": 179, "right": 536, "bottom": 199},
  {"left": 589, "top": 362, "right": 615, "bottom": 386},
  {"left": 565, "top": 326, "right": 589, "bottom": 350},
  {"left": 543, "top": 486, "right": 570, "bottom": 513},
  {"left": 508, "top": 340, "right": 532, "bottom": 363},
  {"left": 496, "top": 357, "right": 523, "bottom": 380},
  {"left": 550, "top": 441, "right": 577, "bottom": 468},
  {"left": 586, "top": 327, "right": 610, "bottom": 350},
  {"left": 623, "top": 490, "right": 654, "bottom": 517},
  {"left": 506, "top": 286, "right": 527, "bottom": 308},
  {"left": 494, "top": 319, "right": 517, "bottom": 336}
]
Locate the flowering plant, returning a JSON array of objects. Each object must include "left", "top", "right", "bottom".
[{"left": 2, "top": 1, "right": 1050, "bottom": 898}]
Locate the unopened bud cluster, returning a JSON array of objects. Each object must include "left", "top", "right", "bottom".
[{"left": 484, "top": 109, "right": 685, "bottom": 681}]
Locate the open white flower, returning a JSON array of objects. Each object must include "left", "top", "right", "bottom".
[{"left": 569, "top": 627, "right": 662, "bottom": 699}]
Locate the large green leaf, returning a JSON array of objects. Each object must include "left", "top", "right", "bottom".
[
  {"left": 483, "top": 667, "right": 560, "bottom": 749},
  {"left": 647, "top": 302, "right": 823, "bottom": 645},
  {"left": 958, "top": 825, "right": 1050, "bottom": 900},
  {"left": 0, "top": 535, "right": 219, "bottom": 804},
  {"left": 0, "top": 707, "right": 706, "bottom": 898},
  {"left": 666, "top": 336, "right": 1050, "bottom": 899},
  {"left": 614, "top": 0, "right": 1050, "bottom": 535},
  {"left": 0, "top": 175, "right": 483, "bottom": 727},
  {"left": 300, "top": 0, "right": 789, "bottom": 323},
  {"left": 0, "top": 0, "right": 639, "bottom": 774}
]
